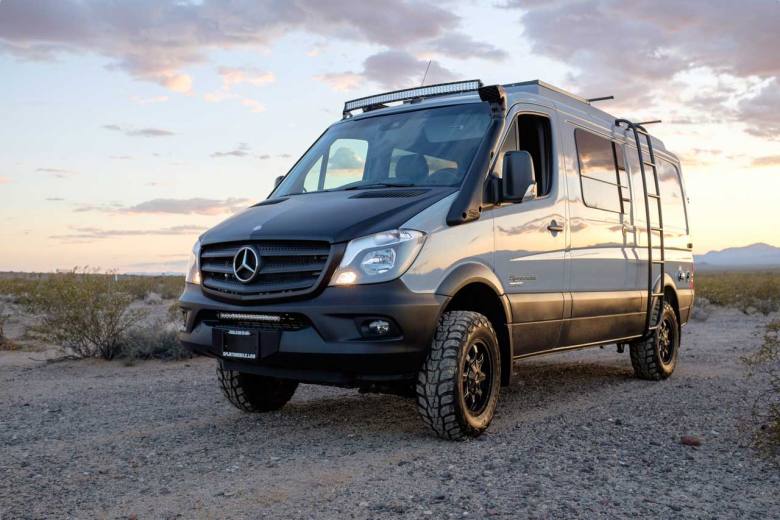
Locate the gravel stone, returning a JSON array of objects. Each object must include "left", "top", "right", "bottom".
[{"left": 0, "top": 308, "right": 779, "bottom": 518}]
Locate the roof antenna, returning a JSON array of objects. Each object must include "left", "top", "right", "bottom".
[
  {"left": 421, "top": 60, "right": 432, "bottom": 86},
  {"left": 637, "top": 120, "right": 662, "bottom": 126},
  {"left": 587, "top": 95, "right": 614, "bottom": 103}
]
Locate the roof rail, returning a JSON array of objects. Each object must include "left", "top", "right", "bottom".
[{"left": 342, "top": 79, "right": 483, "bottom": 118}]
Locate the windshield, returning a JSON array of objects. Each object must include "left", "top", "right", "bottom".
[{"left": 274, "top": 103, "right": 492, "bottom": 196}]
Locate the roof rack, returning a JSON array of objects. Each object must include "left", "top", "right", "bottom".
[{"left": 342, "top": 79, "right": 483, "bottom": 118}]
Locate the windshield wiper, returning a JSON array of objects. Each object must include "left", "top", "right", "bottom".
[{"left": 343, "top": 182, "right": 416, "bottom": 190}]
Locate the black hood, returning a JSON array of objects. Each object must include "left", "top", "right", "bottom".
[{"left": 200, "top": 188, "right": 456, "bottom": 246}]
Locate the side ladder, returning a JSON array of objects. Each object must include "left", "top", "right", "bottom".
[{"left": 615, "top": 119, "right": 666, "bottom": 335}]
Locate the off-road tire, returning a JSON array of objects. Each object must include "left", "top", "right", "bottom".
[
  {"left": 629, "top": 301, "right": 679, "bottom": 380},
  {"left": 217, "top": 364, "right": 298, "bottom": 412},
  {"left": 416, "top": 310, "right": 501, "bottom": 440}
]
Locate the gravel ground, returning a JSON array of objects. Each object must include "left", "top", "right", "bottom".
[{"left": 1, "top": 307, "right": 779, "bottom": 519}]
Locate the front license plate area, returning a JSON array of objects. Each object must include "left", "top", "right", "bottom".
[{"left": 219, "top": 329, "right": 259, "bottom": 361}]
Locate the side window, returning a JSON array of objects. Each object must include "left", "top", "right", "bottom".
[
  {"left": 659, "top": 160, "right": 688, "bottom": 231},
  {"left": 575, "top": 129, "right": 624, "bottom": 214},
  {"left": 494, "top": 114, "right": 553, "bottom": 197},
  {"left": 302, "top": 157, "right": 322, "bottom": 192},
  {"left": 322, "top": 138, "right": 368, "bottom": 189}
]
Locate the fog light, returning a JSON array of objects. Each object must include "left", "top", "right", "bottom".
[{"left": 368, "top": 320, "right": 390, "bottom": 336}]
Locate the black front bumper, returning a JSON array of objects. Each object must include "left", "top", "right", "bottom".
[{"left": 178, "top": 280, "right": 445, "bottom": 386}]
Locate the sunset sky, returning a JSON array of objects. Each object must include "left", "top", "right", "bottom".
[{"left": 1, "top": 0, "right": 779, "bottom": 273}]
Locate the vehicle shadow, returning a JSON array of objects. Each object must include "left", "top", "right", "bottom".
[{"left": 202, "top": 353, "right": 637, "bottom": 442}]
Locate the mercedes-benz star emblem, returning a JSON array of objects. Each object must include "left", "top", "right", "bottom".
[{"left": 232, "top": 246, "right": 260, "bottom": 283}]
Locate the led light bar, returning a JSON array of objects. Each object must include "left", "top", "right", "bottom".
[
  {"left": 217, "top": 312, "right": 281, "bottom": 322},
  {"left": 343, "top": 79, "right": 483, "bottom": 117}
]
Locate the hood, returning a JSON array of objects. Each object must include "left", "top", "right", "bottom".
[{"left": 200, "top": 187, "right": 457, "bottom": 245}]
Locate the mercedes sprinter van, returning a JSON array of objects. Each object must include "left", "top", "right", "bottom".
[{"left": 178, "top": 80, "right": 694, "bottom": 439}]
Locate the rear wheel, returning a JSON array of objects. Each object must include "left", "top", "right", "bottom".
[
  {"left": 416, "top": 311, "right": 501, "bottom": 440},
  {"left": 629, "top": 301, "right": 679, "bottom": 380},
  {"left": 217, "top": 364, "right": 298, "bottom": 412}
]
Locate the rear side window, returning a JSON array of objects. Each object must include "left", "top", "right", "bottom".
[
  {"left": 658, "top": 160, "right": 688, "bottom": 231},
  {"left": 574, "top": 129, "right": 627, "bottom": 213}
]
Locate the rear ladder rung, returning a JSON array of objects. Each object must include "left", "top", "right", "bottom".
[
  {"left": 646, "top": 193, "right": 661, "bottom": 199},
  {"left": 651, "top": 260, "right": 665, "bottom": 264},
  {"left": 650, "top": 292, "right": 665, "bottom": 297}
]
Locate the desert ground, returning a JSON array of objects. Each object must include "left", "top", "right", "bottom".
[{"left": 1, "top": 304, "right": 778, "bottom": 519}]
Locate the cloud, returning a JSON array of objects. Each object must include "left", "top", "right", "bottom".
[
  {"left": 317, "top": 50, "right": 457, "bottom": 92},
  {"left": 45, "top": 197, "right": 64, "bottom": 201},
  {"left": 314, "top": 72, "right": 364, "bottom": 92},
  {"left": 110, "top": 155, "right": 133, "bottom": 160},
  {"left": 0, "top": 0, "right": 472, "bottom": 92},
  {"left": 738, "top": 79, "right": 780, "bottom": 139},
  {"left": 77, "top": 197, "right": 252, "bottom": 216},
  {"left": 328, "top": 146, "right": 364, "bottom": 169},
  {"left": 124, "top": 198, "right": 251, "bottom": 215},
  {"left": 36, "top": 167, "right": 76, "bottom": 178},
  {"left": 425, "top": 33, "right": 508, "bottom": 61},
  {"left": 103, "top": 124, "right": 174, "bottom": 137},
  {"left": 211, "top": 143, "right": 251, "bottom": 158},
  {"left": 0, "top": 176, "right": 11, "bottom": 184},
  {"left": 752, "top": 155, "right": 780, "bottom": 167},
  {"left": 130, "top": 95, "right": 168, "bottom": 105},
  {"left": 51, "top": 225, "right": 206, "bottom": 241},
  {"left": 240, "top": 98, "right": 266, "bottom": 113},
  {"left": 218, "top": 67, "right": 275, "bottom": 88},
  {"left": 506, "top": 0, "right": 780, "bottom": 136}
]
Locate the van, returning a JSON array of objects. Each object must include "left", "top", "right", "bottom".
[{"left": 178, "top": 80, "right": 694, "bottom": 439}]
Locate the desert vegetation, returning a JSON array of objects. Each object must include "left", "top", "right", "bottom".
[
  {"left": 744, "top": 319, "right": 780, "bottom": 457},
  {"left": 0, "top": 269, "right": 187, "bottom": 361},
  {"left": 696, "top": 269, "right": 780, "bottom": 315}
]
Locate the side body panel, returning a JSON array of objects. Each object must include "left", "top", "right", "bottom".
[
  {"left": 559, "top": 117, "right": 645, "bottom": 347},
  {"left": 490, "top": 103, "right": 568, "bottom": 354}
]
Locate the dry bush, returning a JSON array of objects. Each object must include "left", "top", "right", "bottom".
[
  {"left": 22, "top": 268, "right": 148, "bottom": 359},
  {"left": 0, "top": 302, "right": 15, "bottom": 350},
  {"left": 118, "top": 275, "right": 185, "bottom": 301},
  {"left": 120, "top": 321, "right": 191, "bottom": 362},
  {"left": 744, "top": 320, "right": 780, "bottom": 457}
]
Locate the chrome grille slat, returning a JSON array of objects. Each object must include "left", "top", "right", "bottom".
[{"left": 199, "top": 240, "right": 332, "bottom": 301}]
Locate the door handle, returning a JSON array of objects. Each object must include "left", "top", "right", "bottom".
[{"left": 547, "top": 220, "right": 564, "bottom": 233}]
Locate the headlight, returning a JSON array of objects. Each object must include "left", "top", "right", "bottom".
[
  {"left": 185, "top": 239, "right": 201, "bottom": 285},
  {"left": 330, "top": 229, "right": 425, "bottom": 286}
]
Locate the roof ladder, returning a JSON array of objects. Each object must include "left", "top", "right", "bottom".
[{"left": 615, "top": 119, "right": 666, "bottom": 335}]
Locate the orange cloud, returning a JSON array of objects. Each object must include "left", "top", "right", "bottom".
[{"left": 0, "top": 176, "right": 11, "bottom": 184}]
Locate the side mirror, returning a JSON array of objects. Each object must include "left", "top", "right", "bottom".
[
  {"left": 502, "top": 151, "right": 536, "bottom": 202},
  {"left": 274, "top": 175, "right": 285, "bottom": 188}
]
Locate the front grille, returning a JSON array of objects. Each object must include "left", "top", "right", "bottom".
[{"left": 200, "top": 240, "right": 332, "bottom": 301}]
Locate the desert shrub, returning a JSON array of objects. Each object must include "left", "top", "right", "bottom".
[
  {"left": 118, "top": 275, "right": 184, "bottom": 301},
  {"left": 120, "top": 322, "right": 191, "bottom": 361},
  {"left": 0, "top": 303, "right": 14, "bottom": 350},
  {"left": 22, "top": 268, "right": 147, "bottom": 359},
  {"left": 696, "top": 270, "right": 780, "bottom": 315},
  {"left": 744, "top": 320, "right": 780, "bottom": 457}
]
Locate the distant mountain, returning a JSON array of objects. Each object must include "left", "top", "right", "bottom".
[{"left": 695, "top": 243, "right": 780, "bottom": 267}]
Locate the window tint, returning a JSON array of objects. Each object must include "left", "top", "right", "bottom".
[
  {"left": 323, "top": 139, "right": 367, "bottom": 189},
  {"left": 493, "top": 119, "right": 517, "bottom": 179},
  {"left": 275, "top": 104, "right": 492, "bottom": 196},
  {"left": 575, "top": 129, "right": 625, "bottom": 213},
  {"left": 659, "top": 160, "right": 688, "bottom": 230}
]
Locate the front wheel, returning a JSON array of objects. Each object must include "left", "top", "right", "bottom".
[
  {"left": 217, "top": 364, "right": 298, "bottom": 413},
  {"left": 416, "top": 311, "right": 501, "bottom": 440}
]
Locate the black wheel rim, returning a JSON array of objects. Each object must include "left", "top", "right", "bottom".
[
  {"left": 461, "top": 341, "right": 493, "bottom": 415},
  {"left": 658, "top": 316, "right": 676, "bottom": 365}
]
